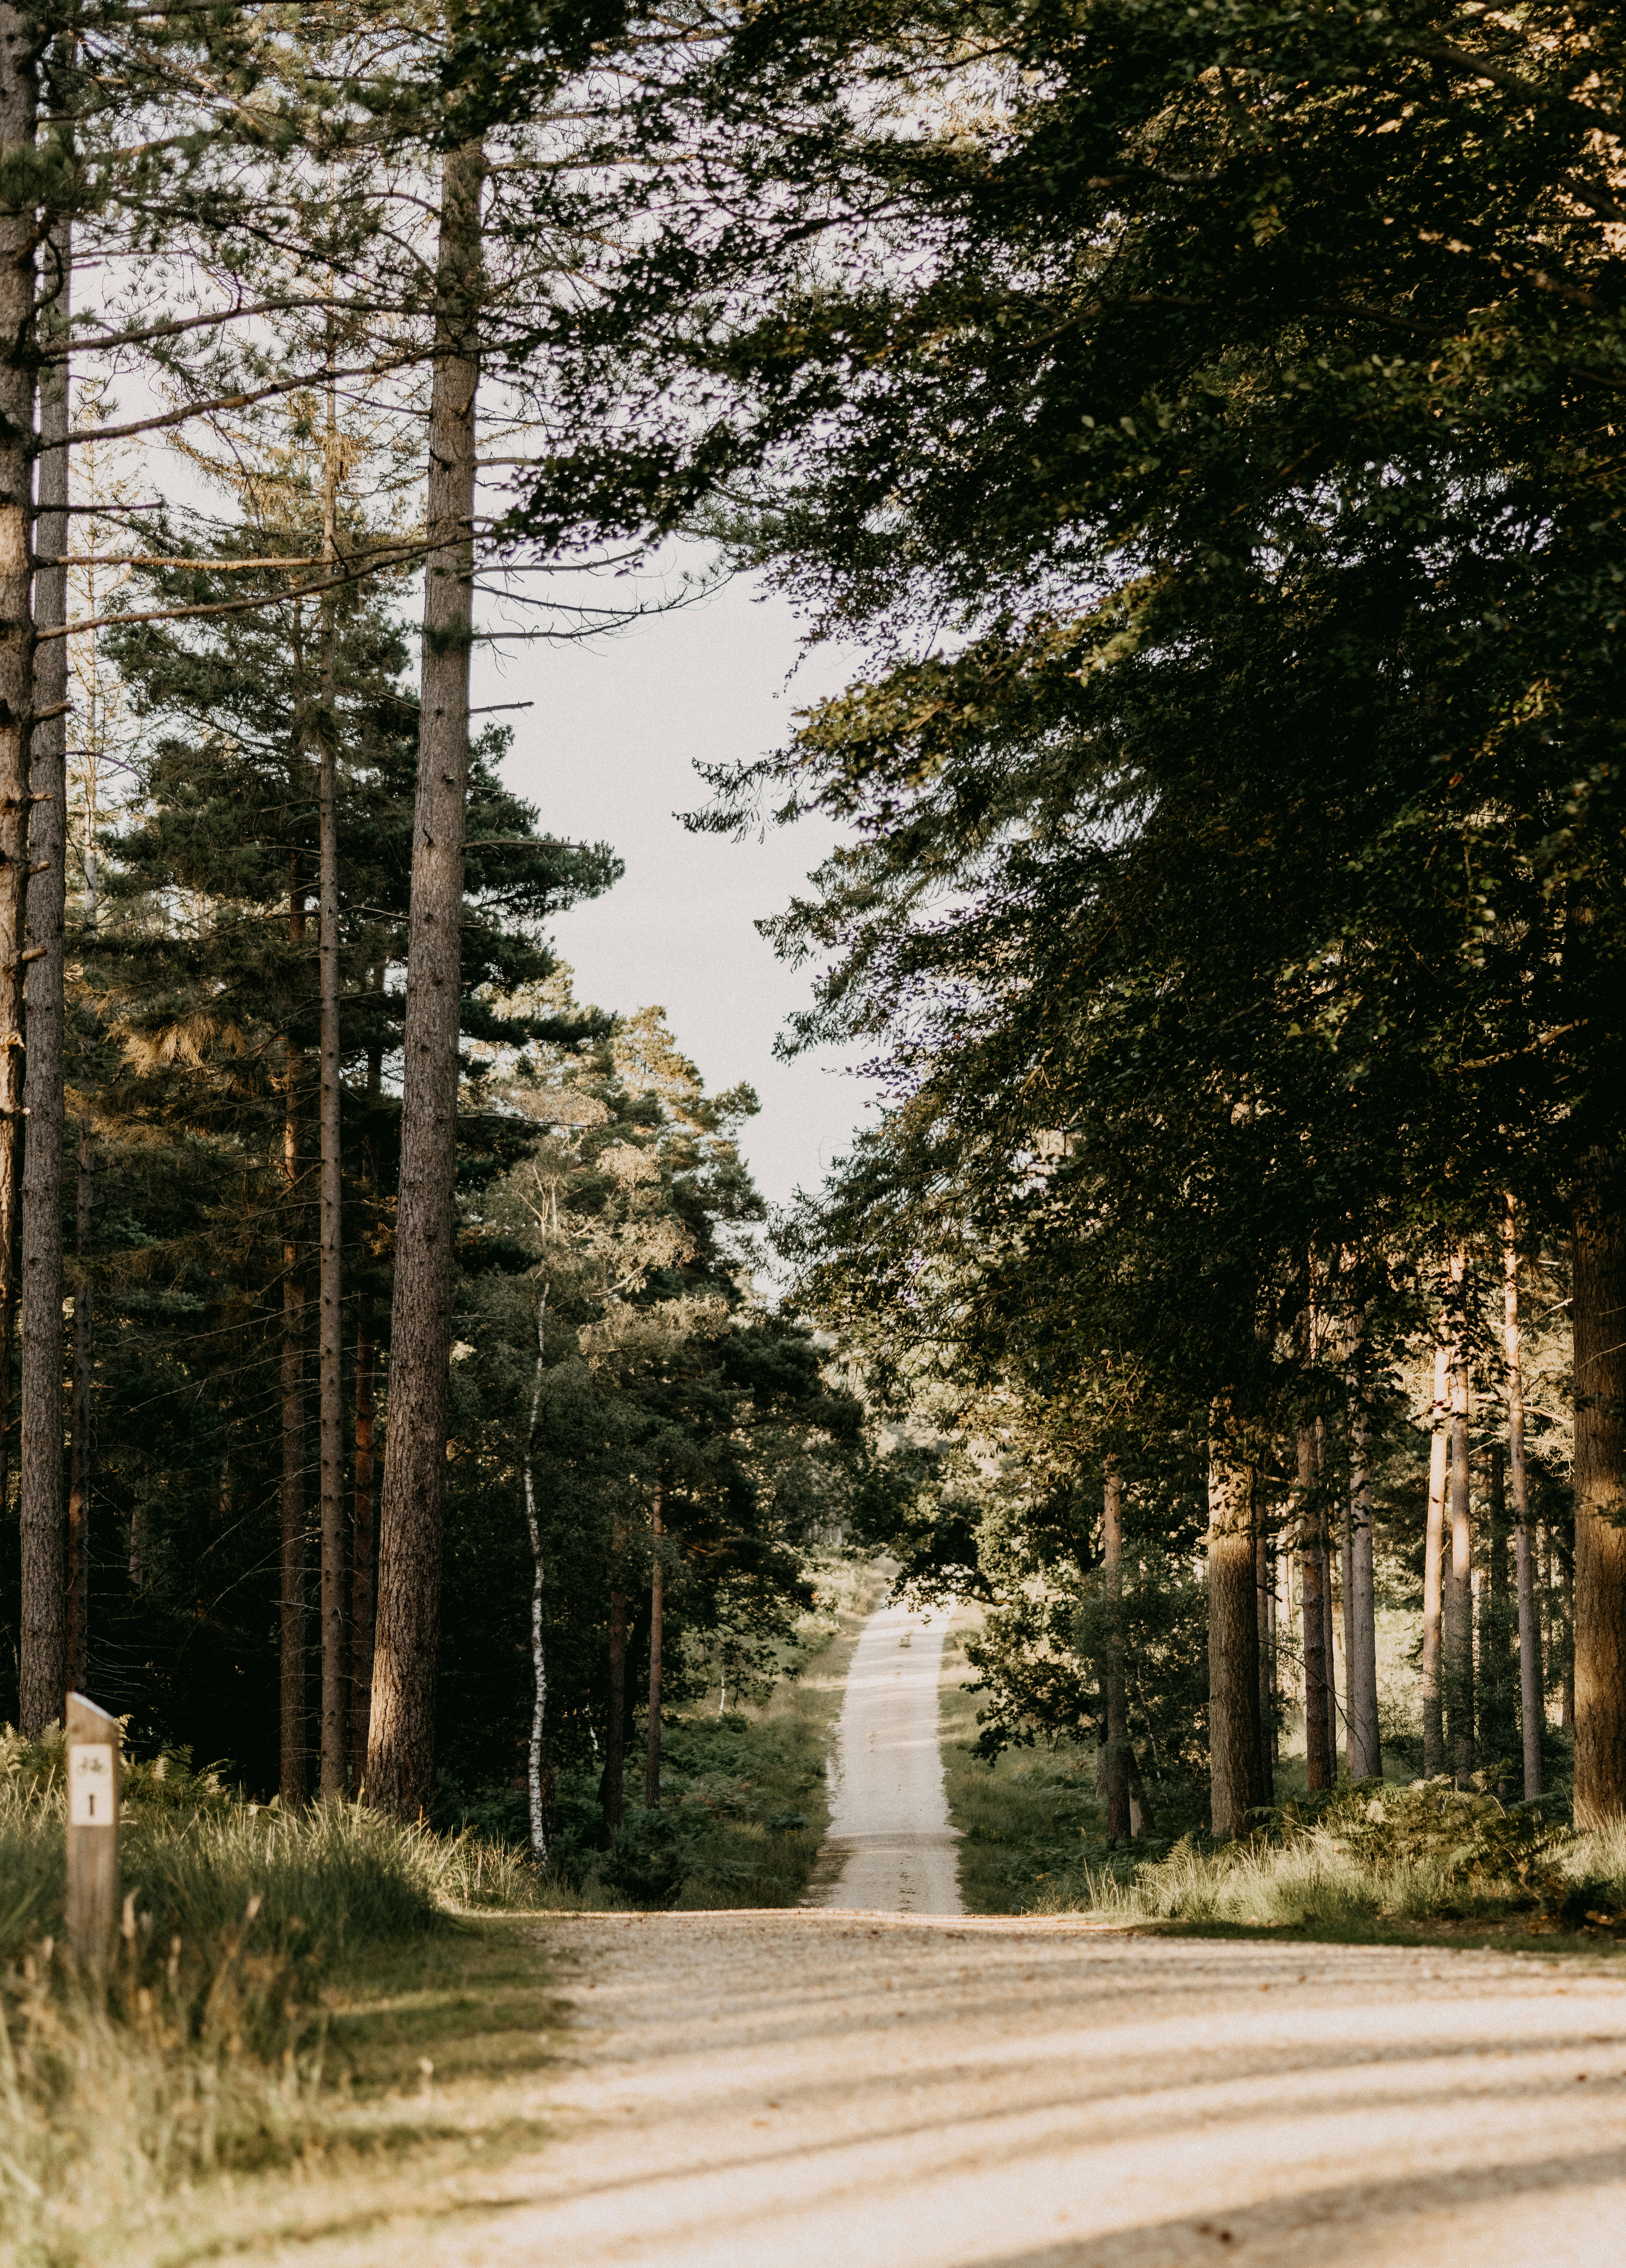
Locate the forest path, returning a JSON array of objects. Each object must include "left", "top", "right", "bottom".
[
  {"left": 254, "top": 1916, "right": 1626, "bottom": 2268},
  {"left": 809, "top": 1591, "right": 962, "bottom": 1915}
]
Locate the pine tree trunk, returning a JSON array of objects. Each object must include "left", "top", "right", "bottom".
[
  {"left": 1207, "top": 1419, "right": 1258, "bottom": 1836},
  {"left": 1420, "top": 1329, "right": 1449, "bottom": 1775},
  {"left": 4, "top": 36, "right": 44, "bottom": 1727},
  {"left": 316, "top": 433, "right": 345, "bottom": 1799},
  {"left": 1445, "top": 1254, "right": 1474, "bottom": 1789},
  {"left": 1571, "top": 1158, "right": 1626, "bottom": 1824},
  {"left": 644, "top": 1480, "right": 664, "bottom": 1810},
  {"left": 19, "top": 219, "right": 66, "bottom": 1732},
  {"left": 281, "top": 906, "right": 307, "bottom": 1805},
  {"left": 66, "top": 657, "right": 95, "bottom": 1702},
  {"left": 368, "top": 141, "right": 484, "bottom": 1814},
  {"left": 1486, "top": 1442, "right": 1510, "bottom": 1772},
  {"left": 1102, "top": 1457, "right": 1129, "bottom": 1841},
  {"left": 1298, "top": 1424, "right": 1333, "bottom": 1790},
  {"left": 1254, "top": 1509, "right": 1274, "bottom": 1804},
  {"left": 1502, "top": 1198, "right": 1542, "bottom": 1796},
  {"left": 603, "top": 1536, "right": 627, "bottom": 1835},
  {"left": 1346, "top": 1383, "right": 1382, "bottom": 1780}
]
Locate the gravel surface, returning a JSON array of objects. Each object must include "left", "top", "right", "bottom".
[
  {"left": 812, "top": 1595, "right": 962, "bottom": 1915},
  {"left": 270, "top": 1911, "right": 1626, "bottom": 2268},
  {"left": 243, "top": 1597, "right": 1626, "bottom": 2267}
]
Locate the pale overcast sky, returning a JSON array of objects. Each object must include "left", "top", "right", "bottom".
[{"left": 470, "top": 566, "right": 881, "bottom": 1219}]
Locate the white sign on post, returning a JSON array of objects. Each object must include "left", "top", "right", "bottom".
[{"left": 69, "top": 1743, "right": 116, "bottom": 1826}]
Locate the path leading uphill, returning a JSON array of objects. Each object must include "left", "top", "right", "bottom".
[
  {"left": 812, "top": 1593, "right": 962, "bottom": 1914},
  {"left": 225, "top": 1598, "right": 1626, "bottom": 2268}
]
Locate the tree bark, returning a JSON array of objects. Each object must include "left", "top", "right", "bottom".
[
  {"left": 1207, "top": 1418, "right": 1258, "bottom": 1837},
  {"left": 280, "top": 880, "right": 307, "bottom": 1806},
  {"left": 1254, "top": 1505, "right": 1274, "bottom": 1805},
  {"left": 1569, "top": 1157, "right": 1626, "bottom": 1824},
  {"left": 368, "top": 141, "right": 484, "bottom": 1814},
  {"left": 1486, "top": 1441, "right": 1510, "bottom": 1772},
  {"left": 1502, "top": 1198, "right": 1542, "bottom": 1798},
  {"left": 1345, "top": 1381, "right": 1382, "bottom": 1780},
  {"left": 5, "top": 14, "right": 43, "bottom": 1731},
  {"left": 316, "top": 411, "right": 345, "bottom": 1799},
  {"left": 1445, "top": 1250, "right": 1474, "bottom": 1789},
  {"left": 644, "top": 1479, "right": 664, "bottom": 1810},
  {"left": 1102, "top": 1456, "right": 1130, "bottom": 1841},
  {"left": 19, "top": 215, "right": 66, "bottom": 1729},
  {"left": 1298, "top": 1423, "right": 1333, "bottom": 1791},
  {"left": 1419, "top": 1325, "right": 1449, "bottom": 1777}
]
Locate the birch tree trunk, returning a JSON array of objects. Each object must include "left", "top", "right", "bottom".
[
  {"left": 316, "top": 415, "right": 345, "bottom": 1799},
  {"left": 1572, "top": 1156, "right": 1626, "bottom": 1824},
  {"left": 1445, "top": 1250, "right": 1474, "bottom": 1789},
  {"left": 1502, "top": 1199, "right": 1542, "bottom": 1797},
  {"left": 1420, "top": 1327, "right": 1449, "bottom": 1777},
  {"left": 644, "top": 1479, "right": 664, "bottom": 1810},
  {"left": 5, "top": 14, "right": 45, "bottom": 1732},
  {"left": 1298, "top": 1423, "right": 1333, "bottom": 1790},
  {"left": 368, "top": 141, "right": 484, "bottom": 1814},
  {"left": 1102, "top": 1456, "right": 1129, "bottom": 1841},
  {"left": 1345, "top": 1381, "right": 1382, "bottom": 1780},
  {"left": 1206, "top": 1418, "right": 1258, "bottom": 1837},
  {"left": 522, "top": 1285, "right": 548, "bottom": 1860},
  {"left": 20, "top": 217, "right": 66, "bottom": 1727}
]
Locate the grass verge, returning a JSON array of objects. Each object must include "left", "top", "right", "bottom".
[
  {"left": 529, "top": 1550, "right": 883, "bottom": 1910},
  {"left": 0, "top": 1731, "right": 556, "bottom": 2267}
]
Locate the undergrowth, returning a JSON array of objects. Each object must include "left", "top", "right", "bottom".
[
  {"left": 1028, "top": 1781, "right": 1626, "bottom": 1937},
  {"left": 0, "top": 1727, "right": 546, "bottom": 2266}
]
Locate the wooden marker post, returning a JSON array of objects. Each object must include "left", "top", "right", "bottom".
[{"left": 66, "top": 1692, "right": 121, "bottom": 1965}]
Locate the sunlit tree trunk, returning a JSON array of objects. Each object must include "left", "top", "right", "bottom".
[
  {"left": 1444, "top": 1249, "right": 1474, "bottom": 1789},
  {"left": 1420, "top": 1326, "right": 1449, "bottom": 1777},
  {"left": 1569, "top": 1157, "right": 1625, "bottom": 1825},
  {"left": 1345, "top": 1379, "right": 1381, "bottom": 1780},
  {"left": 368, "top": 142, "right": 485, "bottom": 1813},
  {"left": 1254, "top": 1507, "right": 1274, "bottom": 1804},
  {"left": 1298, "top": 1423, "right": 1333, "bottom": 1791},
  {"left": 1207, "top": 1417, "right": 1258, "bottom": 1836},
  {"left": 1501, "top": 1198, "right": 1542, "bottom": 1797},
  {"left": 1102, "top": 1456, "right": 1129, "bottom": 1840}
]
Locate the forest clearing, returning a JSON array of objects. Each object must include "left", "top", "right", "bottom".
[{"left": 3, "top": 0, "right": 1626, "bottom": 2261}]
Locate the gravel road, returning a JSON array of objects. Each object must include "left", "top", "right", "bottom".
[
  {"left": 278, "top": 1912, "right": 1626, "bottom": 2268},
  {"left": 251, "top": 1596, "right": 1626, "bottom": 2268},
  {"left": 812, "top": 1594, "right": 962, "bottom": 1915}
]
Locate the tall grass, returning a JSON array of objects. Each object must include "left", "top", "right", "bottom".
[
  {"left": 1027, "top": 1783, "right": 1626, "bottom": 1933},
  {"left": 0, "top": 1728, "right": 544, "bottom": 2265}
]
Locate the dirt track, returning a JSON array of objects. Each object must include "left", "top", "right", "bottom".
[
  {"left": 243, "top": 1595, "right": 1626, "bottom": 2267},
  {"left": 269, "top": 1908, "right": 1626, "bottom": 2268}
]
